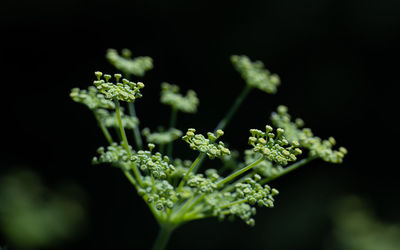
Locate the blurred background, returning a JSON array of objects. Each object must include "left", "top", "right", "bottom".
[{"left": 0, "top": 0, "right": 398, "bottom": 249}]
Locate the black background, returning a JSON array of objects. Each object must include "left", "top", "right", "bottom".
[{"left": 0, "top": 0, "right": 398, "bottom": 249}]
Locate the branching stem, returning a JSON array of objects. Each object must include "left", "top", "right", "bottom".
[
  {"left": 94, "top": 112, "right": 113, "bottom": 145},
  {"left": 217, "top": 156, "right": 264, "bottom": 187},
  {"left": 115, "top": 100, "right": 143, "bottom": 186},
  {"left": 177, "top": 153, "right": 203, "bottom": 192},
  {"left": 260, "top": 156, "right": 316, "bottom": 185},
  {"left": 127, "top": 102, "right": 143, "bottom": 150}
]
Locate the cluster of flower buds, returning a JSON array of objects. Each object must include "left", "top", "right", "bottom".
[
  {"left": 93, "top": 72, "right": 144, "bottom": 102},
  {"left": 187, "top": 174, "right": 217, "bottom": 194},
  {"left": 142, "top": 127, "right": 182, "bottom": 145},
  {"left": 138, "top": 177, "right": 177, "bottom": 210},
  {"left": 231, "top": 55, "right": 281, "bottom": 94},
  {"left": 96, "top": 109, "right": 139, "bottom": 130},
  {"left": 249, "top": 125, "right": 302, "bottom": 165},
  {"left": 106, "top": 48, "right": 153, "bottom": 77},
  {"left": 182, "top": 129, "right": 231, "bottom": 159},
  {"left": 70, "top": 86, "right": 115, "bottom": 110},
  {"left": 131, "top": 144, "right": 175, "bottom": 179},
  {"left": 271, "top": 105, "right": 347, "bottom": 163},
  {"left": 92, "top": 143, "right": 132, "bottom": 170},
  {"left": 160, "top": 82, "right": 199, "bottom": 113},
  {"left": 234, "top": 175, "right": 278, "bottom": 208}
]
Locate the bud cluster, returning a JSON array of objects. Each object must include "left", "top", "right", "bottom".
[
  {"left": 160, "top": 82, "right": 199, "bottom": 113},
  {"left": 249, "top": 125, "right": 302, "bottom": 165},
  {"left": 142, "top": 127, "right": 182, "bottom": 145},
  {"left": 92, "top": 143, "right": 132, "bottom": 170},
  {"left": 182, "top": 129, "right": 230, "bottom": 159},
  {"left": 106, "top": 48, "right": 153, "bottom": 77},
  {"left": 138, "top": 177, "right": 177, "bottom": 211},
  {"left": 231, "top": 55, "right": 281, "bottom": 94},
  {"left": 271, "top": 105, "right": 347, "bottom": 163},
  {"left": 93, "top": 72, "right": 144, "bottom": 102},
  {"left": 131, "top": 144, "right": 175, "bottom": 179},
  {"left": 234, "top": 175, "right": 278, "bottom": 208},
  {"left": 70, "top": 86, "right": 115, "bottom": 110}
]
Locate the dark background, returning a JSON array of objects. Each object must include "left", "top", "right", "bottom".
[{"left": 0, "top": 0, "right": 398, "bottom": 249}]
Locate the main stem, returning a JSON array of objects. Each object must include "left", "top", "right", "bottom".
[
  {"left": 167, "top": 107, "right": 178, "bottom": 158},
  {"left": 152, "top": 226, "right": 174, "bottom": 250}
]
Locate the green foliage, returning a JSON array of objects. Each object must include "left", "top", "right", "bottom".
[
  {"left": 70, "top": 49, "right": 347, "bottom": 250},
  {"left": 0, "top": 170, "right": 85, "bottom": 249}
]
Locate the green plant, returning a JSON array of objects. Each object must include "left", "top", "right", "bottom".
[{"left": 70, "top": 49, "right": 347, "bottom": 250}]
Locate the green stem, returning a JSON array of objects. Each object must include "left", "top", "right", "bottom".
[
  {"left": 193, "top": 86, "right": 252, "bottom": 173},
  {"left": 167, "top": 107, "right": 178, "bottom": 158},
  {"left": 115, "top": 100, "right": 143, "bottom": 186},
  {"left": 218, "top": 198, "right": 248, "bottom": 209},
  {"left": 221, "top": 172, "right": 254, "bottom": 193},
  {"left": 115, "top": 100, "right": 131, "bottom": 155},
  {"left": 217, "top": 156, "right": 264, "bottom": 187},
  {"left": 152, "top": 226, "right": 174, "bottom": 250},
  {"left": 128, "top": 102, "right": 143, "bottom": 150},
  {"left": 260, "top": 156, "right": 316, "bottom": 185},
  {"left": 214, "top": 85, "right": 252, "bottom": 132},
  {"left": 177, "top": 153, "right": 203, "bottom": 192},
  {"left": 94, "top": 112, "right": 113, "bottom": 145}
]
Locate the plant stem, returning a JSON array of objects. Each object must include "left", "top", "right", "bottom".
[
  {"left": 260, "top": 156, "right": 316, "bottom": 185},
  {"left": 167, "top": 107, "right": 178, "bottom": 158},
  {"left": 94, "top": 112, "right": 113, "bottom": 145},
  {"left": 152, "top": 226, "right": 174, "bottom": 250},
  {"left": 214, "top": 85, "right": 252, "bottom": 132},
  {"left": 221, "top": 172, "right": 254, "bottom": 193},
  {"left": 177, "top": 153, "right": 203, "bottom": 192},
  {"left": 115, "top": 100, "right": 143, "bottom": 186},
  {"left": 127, "top": 102, "right": 143, "bottom": 150},
  {"left": 217, "top": 156, "right": 264, "bottom": 187},
  {"left": 193, "top": 85, "right": 252, "bottom": 173}
]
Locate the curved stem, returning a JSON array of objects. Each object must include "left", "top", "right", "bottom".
[
  {"left": 115, "top": 100, "right": 143, "bottom": 186},
  {"left": 94, "top": 112, "right": 113, "bottom": 145},
  {"left": 152, "top": 226, "right": 174, "bottom": 250},
  {"left": 260, "top": 156, "right": 316, "bottom": 185},
  {"left": 217, "top": 156, "right": 264, "bottom": 187},
  {"left": 128, "top": 102, "right": 143, "bottom": 150},
  {"left": 214, "top": 85, "right": 252, "bottom": 132},
  {"left": 177, "top": 153, "right": 203, "bottom": 192},
  {"left": 194, "top": 86, "right": 252, "bottom": 173}
]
